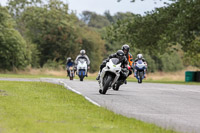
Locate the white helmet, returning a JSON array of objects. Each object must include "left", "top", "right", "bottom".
[
  {"left": 67, "top": 57, "right": 72, "bottom": 62},
  {"left": 137, "top": 54, "right": 143, "bottom": 60},
  {"left": 80, "top": 49, "right": 86, "bottom": 55}
]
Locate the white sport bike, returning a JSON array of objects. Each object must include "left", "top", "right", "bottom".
[
  {"left": 77, "top": 58, "right": 88, "bottom": 81},
  {"left": 98, "top": 58, "right": 122, "bottom": 94}
]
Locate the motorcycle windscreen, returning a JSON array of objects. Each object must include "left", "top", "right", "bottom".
[
  {"left": 137, "top": 60, "right": 143, "bottom": 64},
  {"left": 111, "top": 58, "right": 120, "bottom": 65},
  {"left": 136, "top": 60, "right": 145, "bottom": 70}
]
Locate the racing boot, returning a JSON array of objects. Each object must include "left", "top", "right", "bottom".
[
  {"left": 124, "top": 80, "right": 127, "bottom": 84},
  {"left": 96, "top": 75, "right": 100, "bottom": 80}
]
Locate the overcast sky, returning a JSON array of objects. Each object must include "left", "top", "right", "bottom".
[{"left": 0, "top": 0, "right": 170, "bottom": 15}]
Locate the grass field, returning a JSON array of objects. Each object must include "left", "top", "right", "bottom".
[{"left": 0, "top": 81, "right": 178, "bottom": 133}]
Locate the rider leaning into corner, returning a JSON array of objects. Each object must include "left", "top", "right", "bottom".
[
  {"left": 75, "top": 49, "right": 90, "bottom": 76},
  {"left": 121, "top": 44, "right": 134, "bottom": 81},
  {"left": 66, "top": 57, "right": 74, "bottom": 76},
  {"left": 133, "top": 54, "right": 148, "bottom": 78},
  {"left": 96, "top": 50, "right": 129, "bottom": 82}
]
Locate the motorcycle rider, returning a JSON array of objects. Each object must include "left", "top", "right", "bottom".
[
  {"left": 66, "top": 57, "right": 74, "bottom": 77},
  {"left": 122, "top": 44, "right": 134, "bottom": 68},
  {"left": 133, "top": 54, "right": 147, "bottom": 78},
  {"left": 75, "top": 49, "right": 90, "bottom": 76},
  {"left": 96, "top": 50, "right": 129, "bottom": 81},
  {"left": 121, "top": 44, "right": 133, "bottom": 81}
]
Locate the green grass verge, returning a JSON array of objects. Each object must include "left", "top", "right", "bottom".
[
  {"left": 0, "top": 81, "right": 178, "bottom": 133},
  {"left": 0, "top": 73, "right": 66, "bottom": 79}
]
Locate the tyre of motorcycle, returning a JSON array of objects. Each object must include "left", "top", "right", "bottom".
[
  {"left": 138, "top": 71, "right": 143, "bottom": 84},
  {"left": 80, "top": 71, "right": 84, "bottom": 81},
  {"left": 113, "top": 83, "right": 120, "bottom": 91},
  {"left": 100, "top": 74, "right": 113, "bottom": 94},
  {"left": 69, "top": 71, "right": 74, "bottom": 80},
  {"left": 113, "top": 79, "right": 124, "bottom": 91}
]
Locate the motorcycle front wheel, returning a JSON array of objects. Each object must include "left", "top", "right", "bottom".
[
  {"left": 70, "top": 76, "right": 73, "bottom": 80},
  {"left": 138, "top": 71, "right": 143, "bottom": 84},
  {"left": 80, "top": 71, "right": 84, "bottom": 81},
  {"left": 101, "top": 75, "right": 112, "bottom": 94}
]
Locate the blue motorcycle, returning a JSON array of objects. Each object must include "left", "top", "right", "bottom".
[{"left": 134, "top": 60, "right": 146, "bottom": 83}]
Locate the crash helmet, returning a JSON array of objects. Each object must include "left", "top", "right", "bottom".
[
  {"left": 121, "top": 44, "right": 129, "bottom": 55},
  {"left": 137, "top": 54, "right": 143, "bottom": 60},
  {"left": 67, "top": 57, "right": 72, "bottom": 62},
  {"left": 80, "top": 49, "right": 86, "bottom": 55},
  {"left": 116, "top": 50, "right": 125, "bottom": 61}
]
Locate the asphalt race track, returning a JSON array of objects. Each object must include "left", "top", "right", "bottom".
[{"left": 1, "top": 78, "right": 200, "bottom": 133}]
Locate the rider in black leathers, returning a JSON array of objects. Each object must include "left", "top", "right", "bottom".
[{"left": 96, "top": 50, "right": 129, "bottom": 81}]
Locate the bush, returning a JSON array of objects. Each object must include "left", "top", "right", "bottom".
[
  {"left": 160, "top": 52, "right": 183, "bottom": 72},
  {"left": 43, "top": 60, "right": 64, "bottom": 70}
]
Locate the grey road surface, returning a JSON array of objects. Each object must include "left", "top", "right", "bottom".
[{"left": 1, "top": 78, "right": 200, "bottom": 133}]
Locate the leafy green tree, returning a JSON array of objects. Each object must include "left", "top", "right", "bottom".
[
  {"left": 104, "top": 11, "right": 114, "bottom": 23},
  {"left": 78, "top": 27, "right": 105, "bottom": 72},
  {"left": 0, "top": 6, "right": 30, "bottom": 70},
  {"left": 81, "top": 11, "right": 110, "bottom": 29},
  {"left": 8, "top": 0, "right": 42, "bottom": 17},
  {"left": 20, "top": 1, "right": 80, "bottom": 65}
]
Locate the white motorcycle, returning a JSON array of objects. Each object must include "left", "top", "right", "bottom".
[
  {"left": 98, "top": 58, "right": 122, "bottom": 94},
  {"left": 77, "top": 58, "right": 88, "bottom": 81}
]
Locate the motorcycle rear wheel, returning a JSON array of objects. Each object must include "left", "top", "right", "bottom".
[{"left": 113, "top": 83, "right": 120, "bottom": 91}]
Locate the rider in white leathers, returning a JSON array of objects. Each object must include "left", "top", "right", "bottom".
[{"left": 75, "top": 50, "right": 90, "bottom": 75}]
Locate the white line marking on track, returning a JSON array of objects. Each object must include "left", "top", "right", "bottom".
[
  {"left": 85, "top": 96, "right": 101, "bottom": 107},
  {"left": 59, "top": 81, "right": 101, "bottom": 107}
]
